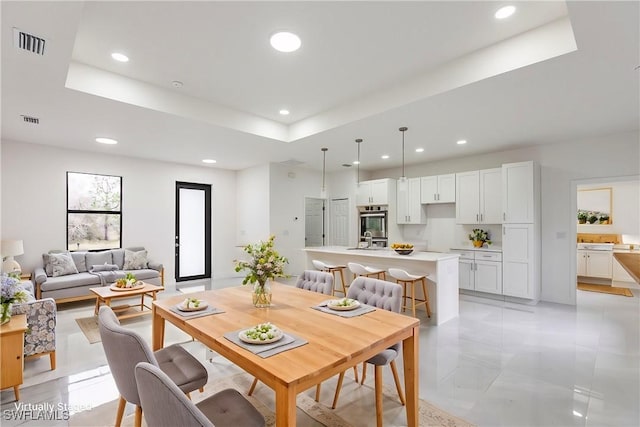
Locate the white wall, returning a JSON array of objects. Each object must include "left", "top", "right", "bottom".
[
  {"left": 269, "top": 163, "right": 323, "bottom": 274},
  {"left": 236, "top": 164, "right": 270, "bottom": 245},
  {"left": 577, "top": 180, "right": 640, "bottom": 239},
  {"left": 364, "top": 130, "right": 639, "bottom": 305},
  {"left": 1, "top": 140, "right": 238, "bottom": 285}
]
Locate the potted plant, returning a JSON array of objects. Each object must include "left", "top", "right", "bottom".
[
  {"left": 234, "top": 235, "right": 289, "bottom": 307},
  {"left": 468, "top": 229, "right": 491, "bottom": 248},
  {"left": 577, "top": 211, "right": 588, "bottom": 224},
  {"left": 587, "top": 214, "right": 598, "bottom": 224},
  {"left": 599, "top": 214, "right": 610, "bottom": 224}
]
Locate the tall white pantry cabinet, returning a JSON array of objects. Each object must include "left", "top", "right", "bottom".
[{"left": 501, "top": 161, "right": 541, "bottom": 300}]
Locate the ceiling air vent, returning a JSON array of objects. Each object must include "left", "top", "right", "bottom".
[
  {"left": 21, "top": 115, "right": 39, "bottom": 125},
  {"left": 13, "top": 28, "right": 46, "bottom": 56}
]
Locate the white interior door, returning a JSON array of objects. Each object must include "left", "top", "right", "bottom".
[
  {"left": 305, "top": 198, "right": 325, "bottom": 247},
  {"left": 330, "top": 198, "right": 350, "bottom": 246}
]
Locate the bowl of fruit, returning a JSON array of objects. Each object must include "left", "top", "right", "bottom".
[{"left": 391, "top": 243, "right": 414, "bottom": 255}]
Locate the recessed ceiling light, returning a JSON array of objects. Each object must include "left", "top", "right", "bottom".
[
  {"left": 171, "top": 80, "right": 183, "bottom": 88},
  {"left": 352, "top": 160, "right": 360, "bottom": 165},
  {"left": 415, "top": 148, "right": 424, "bottom": 153},
  {"left": 270, "top": 32, "right": 301, "bottom": 53},
  {"left": 381, "top": 155, "right": 389, "bottom": 159},
  {"left": 111, "top": 52, "right": 129, "bottom": 62},
  {"left": 95, "top": 137, "right": 118, "bottom": 145},
  {"left": 495, "top": 5, "right": 516, "bottom": 19},
  {"left": 202, "top": 159, "right": 217, "bottom": 164},
  {"left": 457, "top": 139, "right": 468, "bottom": 145},
  {"left": 279, "top": 109, "right": 290, "bottom": 115}
]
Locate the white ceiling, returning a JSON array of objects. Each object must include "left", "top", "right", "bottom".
[{"left": 2, "top": 1, "right": 638, "bottom": 172}]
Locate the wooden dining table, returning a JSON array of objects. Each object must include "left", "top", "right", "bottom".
[{"left": 152, "top": 282, "right": 420, "bottom": 427}]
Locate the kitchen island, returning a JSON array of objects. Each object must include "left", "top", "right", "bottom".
[{"left": 304, "top": 246, "right": 460, "bottom": 325}]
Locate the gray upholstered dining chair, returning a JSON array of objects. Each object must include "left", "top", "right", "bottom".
[
  {"left": 331, "top": 277, "right": 405, "bottom": 427},
  {"left": 295, "top": 269, "right": 334, "bottom": 295},
  {"left": 135, "top": 362, "right": 265, "bottom": 427},
  {"left": 98, "top": 306, "right": 209, "bottom": 427}
]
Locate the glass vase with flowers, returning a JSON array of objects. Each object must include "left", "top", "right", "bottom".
[{"left": 234, "top": 235, "right": 289, "bottom": 307}]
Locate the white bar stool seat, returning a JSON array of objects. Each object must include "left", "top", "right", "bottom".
[
  {"left": 312, "top": 259, "right": 348, "bottom": 296},
  {"left": 388, "top": 268, "right": 431, "bottom": 318},
  {"left": 347, "top": 262, "right": 386, "bottom": 280}
]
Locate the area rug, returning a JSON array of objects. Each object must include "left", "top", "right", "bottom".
[
  {"left": 75, "top": 316, "right": 101, "bottom": 344},
  {"left": 69, "top": 370, "right": 474, "bottom": 427},
  {"left": 577, "top": 282, "right": 633, "bottom": 297}
]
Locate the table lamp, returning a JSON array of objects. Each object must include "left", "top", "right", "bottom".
[{"left": 1, "top": 239, "right": 24, "bottom": 273}]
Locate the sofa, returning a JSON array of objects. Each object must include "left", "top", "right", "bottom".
[
  {"left": 11, "top": 280, "right": 56, "bottom": 369},
  {"left": 33, "top": 247, "right": 164, "bottom": 303}
]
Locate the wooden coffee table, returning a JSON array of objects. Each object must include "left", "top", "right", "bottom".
[{"left": 91, "top": 283, "right": 164, "bottom": 320}]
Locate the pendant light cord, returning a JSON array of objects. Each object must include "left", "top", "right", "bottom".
[
  {"left": 321, "top": 148, "right": 328, "bottom": 190},
  {"left": 355, "top": 139, "right": 362, "bottom": 183},
  {"left": 399, "top": 126, "right": 408, "bottom": 179}
]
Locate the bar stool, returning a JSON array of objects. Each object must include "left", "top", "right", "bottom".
[
  {"left": 347, "top": 262, "right": 386, "bottom": 280},
  {"left": 312, "top": 260, "right": 348, "bottom": 296},
  {"left": 387, "top": 268, "right": 431, "bottom": 318}
]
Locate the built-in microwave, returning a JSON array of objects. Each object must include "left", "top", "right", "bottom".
[{"left": 359, "top": 210, "right": 388, "bottom": 246}]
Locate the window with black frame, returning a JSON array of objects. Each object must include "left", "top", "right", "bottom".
[{"left": 67, "top": 172, "right": 122, "bottom": 251}]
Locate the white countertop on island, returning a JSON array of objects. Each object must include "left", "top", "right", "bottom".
[{"left": 304, "top": 246, "right": 459, "bottom": 261}]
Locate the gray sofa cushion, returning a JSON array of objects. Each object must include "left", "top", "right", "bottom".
[
  {"left": 123, "top": 269, "right": 159, "bottom": 281},
  {"left": 39, "top": 272, "right": 101, "bottom": 292},
  {"left": 86, "top": 251, "right": 113, "bottom": 266},
  {"left": 70, "top": 251, "right": 88, "bottom": 273},
  {"left": 112, "top": 249, "right": 125, "bottom": 269}
]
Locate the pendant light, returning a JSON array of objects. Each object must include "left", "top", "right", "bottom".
[
  {"left": 398, "top": 126, "right": 408, "bottom": 190},
  {"left": 355, "top": 138, "right": 363, "bottom": 183},
  {"left": 320, "top": 147, "right": 328, "bottom": 198}
]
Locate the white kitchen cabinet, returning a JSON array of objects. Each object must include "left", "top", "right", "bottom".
[
  {"left": 357, "top": 179, "right": 393, "bottom": 206},
  {"left": 451, "top": 249, "right": 502, "bottom": 295},
  {"left": 397, "top": 178, "right": 426, "bottom": 224},
  {"left": 612, "top": 255, "right": 635, "bottom": 282},
  {"left": 502, "top": 223, "right": 538, "bottom": 299},
  {"left": 455, "top": 168, "right": 501, "bottom": 224},
  {"left": 458, "top": 258, "right": 474, "bottom": 290},
  {"left": 420, "top": 174, "right": 455, "bottom": 204},
  {"left": 577, "top": 250, "right": 612, "bottom": 279},
  {"left": 502, "top": 161, "right": 536, "bottom": 224}
]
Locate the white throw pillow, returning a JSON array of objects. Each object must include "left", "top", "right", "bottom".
[{"left": 123, "top": 249, "right": 148, "bottom": 270}]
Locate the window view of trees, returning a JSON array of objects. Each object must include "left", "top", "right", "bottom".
[{"left": 67, "top": 172, "right": 122, "bottom": 250}]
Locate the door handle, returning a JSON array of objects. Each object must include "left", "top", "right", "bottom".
[
  {"left": 434, "top": 194, "right": 436, "bottom": 201},
  {"left": 476, "top": 214, "right": 479, "bottom": 221},
  {"left": 480, "top": 213, "right": 483, "bottom": 222}
]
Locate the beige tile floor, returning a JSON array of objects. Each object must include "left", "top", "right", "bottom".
[{"left": 1, "top": 278, "right": 639, "bottom": 427}]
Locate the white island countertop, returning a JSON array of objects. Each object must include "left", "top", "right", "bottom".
[
  {"left": 305, "top": 246, "right": 459, "bottom": 261},
  {"left": 304, "top": 246, "right": 460, "bottom": 325}
]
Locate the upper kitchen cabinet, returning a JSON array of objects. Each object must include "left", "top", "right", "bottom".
[
  {"left": 356, "top": 178, "right": 394, "bottom": 206},
  {"left": 455, "top": 168, "right": 502, "bottom": 224},
  {"left": 397, "top": 178, "right": 426, "bottom": 224},
  {"left": 502, "top": 161, "right": 539, "bottom": 223},
  {"left": 420, "top": 174, "right": 455, "bottom": 204}
]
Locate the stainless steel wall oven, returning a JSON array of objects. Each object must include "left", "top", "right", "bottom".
[{"left": 359, "top": 208, "right": 388, "bottom": 247}]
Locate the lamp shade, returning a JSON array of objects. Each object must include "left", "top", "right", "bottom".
[{"left": 1, "top": 240, "right": 24, "bottom": 258}]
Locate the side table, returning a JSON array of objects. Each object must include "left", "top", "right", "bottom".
[{"left": 1, "top": 314, "right": 28, "bottom": 400}]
